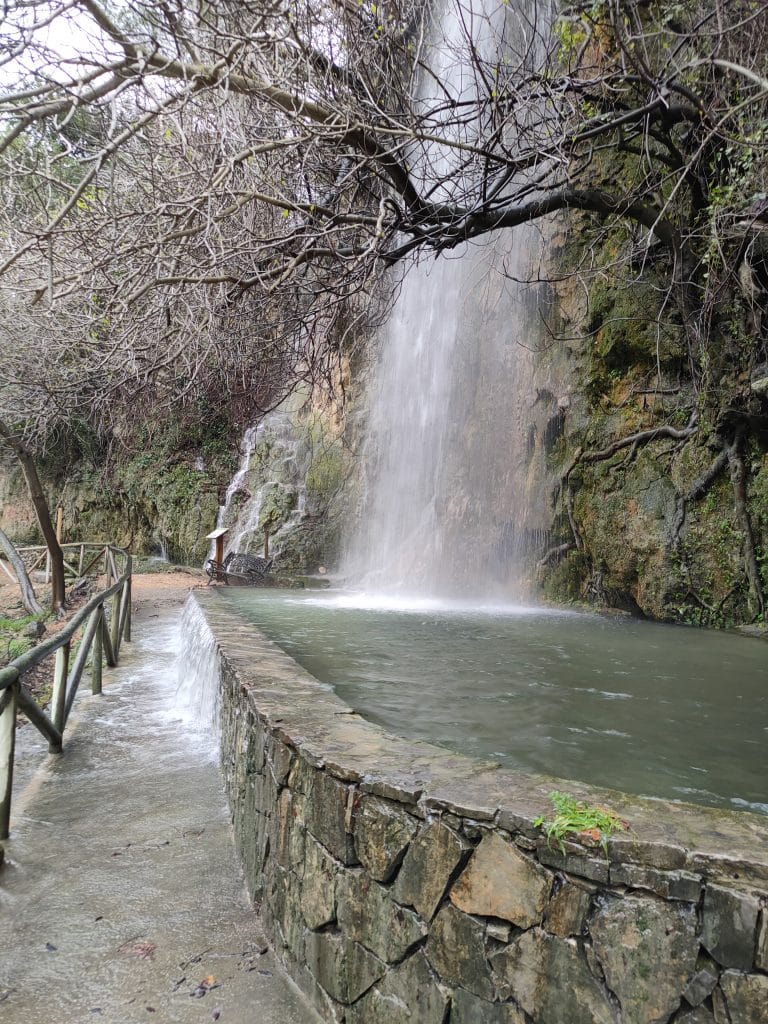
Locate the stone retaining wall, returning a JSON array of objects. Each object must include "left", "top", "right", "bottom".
[{"left": 193, "top": 591, "right": 768, "bottom": 1024}]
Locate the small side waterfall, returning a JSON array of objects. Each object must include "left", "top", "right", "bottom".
[
  {"left": 344, "top": 0, "right": 560, "bottom": 601},
  {"left": 209, "top": 424, "right": 260, "bottom": 559},
  {"left": 213, "top": 410, "right": 307, "bottom": 562},
  {"left": 175, "top": 597, "right": 220, "bottom": 751}
]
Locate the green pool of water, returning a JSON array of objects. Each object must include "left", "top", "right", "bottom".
[{"left": 221, "top": 589, "right": 768, "bottom": 814}]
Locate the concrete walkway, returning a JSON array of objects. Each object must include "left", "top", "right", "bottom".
[{"left": 0, "top": 600, "right": 319, "bottom": 1024}]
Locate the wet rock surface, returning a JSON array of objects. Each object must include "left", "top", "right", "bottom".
[
  {"left": 391, "top": 819, "right": 470, "bottom": 919},
  {"left": 426, "top": 903, "right": 495, "bottom": 999},
  {"left": 345, "top": 949, "right": 448, "bottom": 1024},
  {"left": 719, "top": 970, "right": 768, "bottom": 1024},
  {"left": 353, "top": 794, "right": 418, "bottom": 882},
  {"left": 492, "top": 928, "right": 617, "bottom": 1024},
  {"left": 543, "top": 880, "right": 592, "bottom": 937},
  {"left": 701, "top": 884, "right": 761, "bottom": 970},
  {"left": 677, "top": 1007, "right": 716, "bottom": 1024},
  {"left": 336, "top": 870, "right": 426, "bottom": 963},
  {"left": 590, "top": 894, "right": 699, "bottom": 1023},
  {"left": 449, "top": 987, "right": 527, "bottom": 1024},
  {"left": 450, "top": 830, "right": 553, "bottom": 926},
  {"left": 303, "top": 931, "right": 385, "bottom": 1004}
]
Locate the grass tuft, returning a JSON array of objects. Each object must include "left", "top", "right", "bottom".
[{"left": 534, "top": 790, "right": 628, "bottom": 855}]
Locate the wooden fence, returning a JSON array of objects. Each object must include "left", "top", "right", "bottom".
[{"left": 0, "top": 544, "right": 132, "bottom": 840}]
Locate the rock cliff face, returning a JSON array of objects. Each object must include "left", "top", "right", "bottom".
[
  {"left": 0, "top": 415, "right": 229, "bottom": 566},
  {"left": 211, "top": 402, "right": 351, "bottom": 575},
  {"left": 537, "top": 216, "right": 768, "bottom": 627}
]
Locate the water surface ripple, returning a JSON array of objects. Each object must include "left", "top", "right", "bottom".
[{"left": 222, "top": 589, "right": 768, "bottom": 815}]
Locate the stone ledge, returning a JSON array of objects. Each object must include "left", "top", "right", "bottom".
[{"left": 193, "top": 591, "right": 768, "bottom": 1024}]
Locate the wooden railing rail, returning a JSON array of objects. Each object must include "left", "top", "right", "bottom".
[
  {"left": 0, "top": 544, "right": 132, "bottom": 840},
  {"left": 8, "top": 541, "right": 129, "bottom": 584}
]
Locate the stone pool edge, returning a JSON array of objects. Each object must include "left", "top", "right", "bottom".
[{"left": 193, "top": 589, "right": 768, "bottom": 1023}]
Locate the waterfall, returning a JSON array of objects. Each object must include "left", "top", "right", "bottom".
[
  {"left": 213, "top": 408, "right": 310, "bottom": 563},
  {"left": 344, "top": 0, "right": 559, "bottom": 601},
  {"left": 175, "top": 597, "right": 220, "bottom": 751},
  {"left": 209, "top": 424, "right": 260, "bottom": 560}
]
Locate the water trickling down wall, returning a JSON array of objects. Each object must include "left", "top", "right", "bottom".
[
  {"left": 212, "top": 403, "right": 350, "bottom": 575},
  {"left": 174, "top": 597, "right": 221, "bottom": 751},
  {"left": 212, "top": 412, "right": 306, "bottom": 563}
]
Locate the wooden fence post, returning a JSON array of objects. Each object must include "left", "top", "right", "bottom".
[
  {"left": 110, "top": 589, "right": 121, "bottom": 661},
  {"left": 51, "top": 641, "right": 71, "bottom": 737},
  {"left": 124, "top": 578, "right": 132, "bottom": 643},
  {"left": 108, "top": 549, "right": 118, "bottom": 586},
  {"left": 91, "top": 608, "right": 103, "bottom": 695},
  {"left": 0, "top": 683, "right": 18, "bottom": 840},
  {"left": 101, "top": 613, "right": 116, "bottom": 668}
]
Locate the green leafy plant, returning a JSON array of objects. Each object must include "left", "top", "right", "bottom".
[{"left": 534, "top": 790, "right": 628, "bottom": 855}]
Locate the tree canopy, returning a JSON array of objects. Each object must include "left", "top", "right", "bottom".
[{"left": 0, "top": 0, "right": 765, "bottom": 442}]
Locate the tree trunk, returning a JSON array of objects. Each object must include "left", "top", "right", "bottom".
[
  {"left": 0, "top": 421, "right": 66, "bottom": 612},
  {"left": 0, "top": 527, "right": 43, "bottom": 615}
]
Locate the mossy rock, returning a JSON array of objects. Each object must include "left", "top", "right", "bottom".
[
  {"left": 540, "top": 548, "right": 592, "bottom": 606},
  {"left": 588, "top": 276, "right": 685, "bottom": 377},
  {"left": 749, "top": 452, "right": 768, "bottom": 593},
  {"left": 543, "top": 428, "right": 759, "bottom": 626},
  {"left": 258, "top": 484, "right": 297, "bottom": 533}
]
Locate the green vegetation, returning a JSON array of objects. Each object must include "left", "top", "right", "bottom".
[
  {"left": 0, "top": 612, "right": 47, "bottom": 664},
  {"left": 534, "top": 790, "right": 628, "bottom": 854},
  {"left": 304, "top": 423, "right": 345, "bottom": 504}
]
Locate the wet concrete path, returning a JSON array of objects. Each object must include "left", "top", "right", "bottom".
[{"left": 0, "top": 601, "right": 318, "bottom": 1024}]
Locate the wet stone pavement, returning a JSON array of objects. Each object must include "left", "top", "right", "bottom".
[{"left": 0, "top": 606, "right": 318, "bottom": 1024}]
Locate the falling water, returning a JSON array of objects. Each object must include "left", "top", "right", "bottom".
[
  {"left": 212, "top": 411, "right": 306, "bottom": 561},
  {"left": 175, "top": 596, "right": 220, "bottom": 749},
  {"left": 344, "top": 0, "right": 559, "bottom": 600},
  {"left": 209, "top": 424, "right": 260, "bottom": 560}
]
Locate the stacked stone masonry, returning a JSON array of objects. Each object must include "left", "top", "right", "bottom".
[{"left": 193, "top": 592, "right": 768, "bottom": 1024}]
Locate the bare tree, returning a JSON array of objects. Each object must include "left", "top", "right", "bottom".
[
  {"left": 0, "top": 421, "right": 66, "bottom": 611},
  {"left": 0, "top": 526, "right": 43, "bottom": 616},
  {"left": 0, "top": 1, "right": 765, "bottom": 367}
]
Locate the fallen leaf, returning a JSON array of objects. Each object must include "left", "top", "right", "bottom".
[
  {"left": 577, "top": 828, "right": 601, "bottom": 843},
  {"left": 191, "top": 976, "right": 219, "bottom": 998}
]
